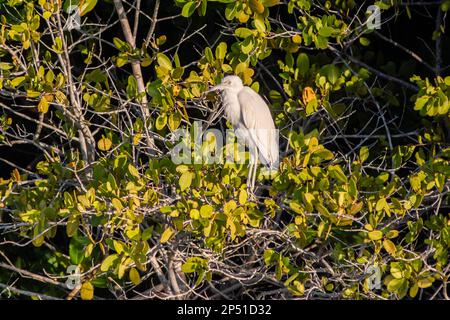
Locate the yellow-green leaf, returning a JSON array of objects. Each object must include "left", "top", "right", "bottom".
[
  {"left": 66, "top": 216, "right": 79, "bottom": 237},
  {"left": 10, "top": 76, "right": 26, "bottom": 87},
  {"left": 155, "top": 114, "right": 167, "bottom": 130},
  {"left": 190, "top": 209, "right": 200, "bottom": 220},
  {"left": 417, "top": 278, "right": 433, "bottom": 288},
  {"left": 80, "top": 282, "right": 94, "bottom": 300},
  {"left": 80, "top": 0, "right": 98, "bottom": 17},
  {"left": 37, "top": 97, "right": 49, "bottom": 113},
  {"left": 359, "top": 146, "right": 369, "bottom": 163},
  {"left": 160, "top": 227, "right": 175, "bottom": 243},
  {"left": 168, "top": 113, "right": 181, "bottom": 131},
  {"left": 181, "top": 1, "right": 197, "bottom": 17},
  {"left": 129, "top": 267, "right": 141, "bottom": 285},
  {"left": 111, "top": 198, "right": 123, "bottom": 211},
  {"left": 179, "top": 171, "right": 193, "bottom": 191},
  {"left": 98, "top": 137, "right": 112, "bottom": 151},
  {"left": 27, "top": 90, "right": 41, "bottom": 98},
  {"left": 156, "top": 53, "right": 172, "bottom": 70},
  {"left": 376, "top": 198, "right": 388, "bottom": 211},
  {"left": 128, "top": 164, "right": 140, "bottom": 178},
  {"left": 386, "top": 230, "right": 399, "bottom": 239},
  {"left": 200, "top": 205, "right": 213, "bottom": 218},
  {"left": 261, "top": 0, "right": 280, "bottom": 7},
  {"left": 249, "top": 0, "right": 265, "bottom": 14},
  {"left": 409, "top": 283, "right": 419, "bottom": 298},
  {"left": 43, "top": 11, "right": 52, "bottom": 20},
  {"left": 100, "top": 254, "right": 119, "bottom": 272},
  {"left": 368, "top": 230, "right": 383, "bottom": 241},
  {"left": 383, "top": 239, "right": 397, "bottom": 255},
  {"left": 215, "top": 42, "right": 227, "bottom": 60},
  {"left": 239, "top": 189, "right": 248, "bottom": 205}
]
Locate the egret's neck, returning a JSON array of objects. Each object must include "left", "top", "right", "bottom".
[{"left": 221, "top": 89, "right": 241, "bottom": 127}]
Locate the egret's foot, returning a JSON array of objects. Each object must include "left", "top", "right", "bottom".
[{"left": 247, "top": 187, "right": 257, "bottom": 201}]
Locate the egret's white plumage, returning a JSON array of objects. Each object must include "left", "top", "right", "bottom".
[{"left": 208, "top": 75, "right": 279, "bottom": 192}]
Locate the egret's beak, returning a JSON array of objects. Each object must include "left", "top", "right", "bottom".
[{"left": 205, "top": 84, "right": 225, "bottom": 93}]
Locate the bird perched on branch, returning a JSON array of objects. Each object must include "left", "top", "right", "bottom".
[{"left": 207, "top": 75, "right": 279, "bottom": 194}]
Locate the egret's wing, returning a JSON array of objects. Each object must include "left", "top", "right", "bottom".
[{"left": 237, "top": 87, "right": 279, "bottom": 169}]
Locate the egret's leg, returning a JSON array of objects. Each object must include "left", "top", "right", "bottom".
[
  {"left": 247, "top": 162, "right": 253, "bottom": 191},
  {"left": 247, "top": 151, "right": 253, "bottom": 189},
  {"left": 251, "top": 148, "right": 258, "bottom": 194},
  {"left": 247, "top": 150, "right": 256, "bottom": 200}
]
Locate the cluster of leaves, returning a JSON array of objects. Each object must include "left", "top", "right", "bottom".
[{"left": 0, "top": 0, "right": 449, "bottom": 300}]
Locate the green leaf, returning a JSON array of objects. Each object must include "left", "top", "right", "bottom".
[
  {"left": 328, "top": 165, "right": 348, "bottom": 184},
  {"left": 200, "top": 0, "right": 207, "bottom": 15},
  {"left": 318, "top": 26, "right": 335, "bottom": 37},
  {"left": 181, "top": 1, "right": 197, "bottom": 17},
  {"left": 313, "top": 148, "right": 334, "bottom": 161},
  {"left": 69, "top": 236, "right": 85, "bottom": 264},
  {"left": 113, "top": 240, "right": 124, "bottom": 254},
  {"left": 387, "top": 278, "right": 407, "bottom": 293},
  {"left": 112, "top": 198, "right": 123, "bottom": 212},
  {"left": 113, "top": 37, "right": 129, "bottom": 51},
  {"left": 321, "top": 65, "right": 340, "bottom": 85},
  {"left": 141, "top": 227, "right": 154, "bottom": 241},
  {"left": 296, "top": 53, "right": 309, "bottom": 76},
  {"left": 125, "top": 226, "right": 140, "bottom": 240},
  {"left": 359, "top": 146, "right": 369, "bottom": 163},
  {"left": 80, "top": 0, "right": 98, "bottom": 17},
  {"left": 172, "top": 67, "right": 184, "bottom": 80},
  {"left": 235, "top": 28, "right": 254, "bottom": 38},
  {"left": 204, "top": 47, "right": 214, "bottom": 62},
  {"left": 0, "top": 62, "right": 13, "bottom": 70},
  {"left": 261, "top": 0, "right": 280, "bottom": 7},
  {"left": 215, "top": 42, "right": 227, "bottom": 60},
  {"left": 359, "top": 37, "right": 370, "bottom": 46},
  {"left": 126, "top": 75, "right": 138, "bottom": 99},
  {"left": 156, "top": 53, "right": 173, "bottom": 70},
  {"left": 241, "top": 37, "right": 253, "bottom": 54},
  {"left": 444, "top": 76, "right": 450, "bottom": 86}
]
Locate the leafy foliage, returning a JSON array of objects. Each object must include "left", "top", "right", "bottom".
[{"left": 0, "top": 0, "right": 449, "bottom": 300}]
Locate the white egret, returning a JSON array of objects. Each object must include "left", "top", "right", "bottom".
[{"left": 208, "top": 75, "right": 279, "bottom": 193}]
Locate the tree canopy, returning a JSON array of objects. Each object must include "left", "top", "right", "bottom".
[{"left": 0, "top": 0, "right": 449, "bottom": 300}]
